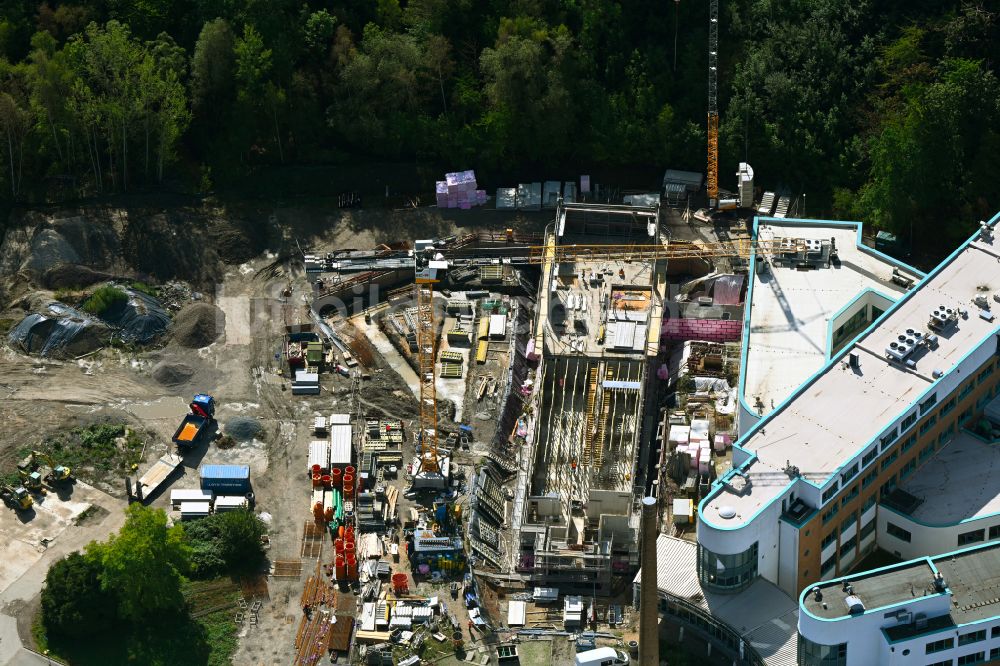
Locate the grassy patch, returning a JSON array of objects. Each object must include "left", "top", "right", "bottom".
[
  {"left": 31, "top": 423, "right": 146, "bottom": 488},
  {"left": 130, "top": 281, "right": 158, "bottom": 297},
  {"left": 36, "top": 577, "right": 239, "bottom": 666},
  {"left": 81, "top": 285, "right": 127, "bottom": 315},
  {"left": 0, "top": 317, "right": 16, "bottom": 335}
]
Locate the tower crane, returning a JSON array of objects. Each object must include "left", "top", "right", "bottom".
[
  {"left": 707, "top": 0, "right": 720, "bottom": 208},
  {"left": 325, "top": 223, "right": 798, "bottom": 486}
]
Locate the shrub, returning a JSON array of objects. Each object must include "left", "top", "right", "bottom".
[{"left": 82, "top": 285, "right": 127, "bottom": 315}]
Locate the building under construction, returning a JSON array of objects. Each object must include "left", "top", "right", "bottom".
[{"left": 501, "top": 201, "right": 668, "bottom": 593}]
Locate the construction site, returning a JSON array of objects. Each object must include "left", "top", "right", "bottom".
[{"left": 0, "top": 3, "right": 851, "bottom": 665}]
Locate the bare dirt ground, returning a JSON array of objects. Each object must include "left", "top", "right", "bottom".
[{"left": 0, "top": 199, "right": 551, "bottom": 665}]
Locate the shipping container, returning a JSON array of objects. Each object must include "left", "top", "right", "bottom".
[
  {"left": 200, "top": 464, "right": 251, "bottom": 493},
  {"left": 214, "top": 495, "right": 249, "bottom": 512},
  {"left": 170, "top": 488, "right": 213, "bottom": 508}
]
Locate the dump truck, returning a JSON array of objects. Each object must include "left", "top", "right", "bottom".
[
  {"left": 1, "top": 483, "right": 33, "bottom": 511},
  {"left": 172, "top": 394, "right": 216, "bottom": 448}
]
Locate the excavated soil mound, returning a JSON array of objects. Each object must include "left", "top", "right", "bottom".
[
  {"left": 225, "top": 416, "right": 262, "bottom": 442},
  {"left": 42, "top": 264, "right": 113, "bottom": 289},
  {"left": 151, "top": 361, "right": 196, "bottom": 386},
  {"left": 171, "top": 303, "right": 225, "bottom": 348}
]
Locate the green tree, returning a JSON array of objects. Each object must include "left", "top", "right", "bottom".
[
  {"left": 89, "top": 503, "right": 191, "bottom": 621},
  {"left": 858, "top": 58, "right": 1000, "bottom": 248},
  {"left": 190, "top": 19, "right": 235, "bottom": 112},
  {"left": 183, "top": 509, "right": 267, "bottom": 577},
  {"left": 41, "top": 551, "right": 116, "bottom": 639}
]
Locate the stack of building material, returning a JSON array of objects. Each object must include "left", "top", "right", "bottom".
[
  {"left": 667, "top": 425, "right": 690, "bottom": 451},
  {"left": 292, "top": 370, "right": 320, "bottom": 395},
  {"left": 440, "top": 350, "right": 463, "bottom": 379},
  {"left": 436, "top": 170, "right": 488, "bottom": 209},
  {"left": 496, "top": 187, "right": 517, "bottom": 209},
  {"left": 758, "top": 191, "right": 776, "bottom": 215},
  {"left": 516, "top": 182, "right": 542, "bottom": 210},
  {"left": 690, "top": 419, "right": 712, "bottom": 475}
]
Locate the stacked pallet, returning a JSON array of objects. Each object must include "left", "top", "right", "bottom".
[{"left": 436, "top": 170, "right": 488, "bottom": 209}]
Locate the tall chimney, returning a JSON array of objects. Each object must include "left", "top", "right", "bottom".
[{"left": 640, "top": 496, "right": 660, "bottom": 666}]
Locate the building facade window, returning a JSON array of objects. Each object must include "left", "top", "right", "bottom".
[
  {"left": 862, "top": 469, "right": 878, "bottom": 489},
  {"left": 841, "top": 463, "right": 859, "bottom": 484},
  {"left": 958, "top": 629, "right": 986, "bottom": 646},
  {"left": 862, "top": 447, "right": 878, "bottom": 468},
  {"left": 919, "top": 415, "right": 938, "bottom": 435},
  {"left": 860, "top": 518, "right": 876, "bottom": 540},
  {"left": 822, "top": 506, "right": 839, "bottom": 525},
  {"left": 822, "top": 483, "right": 839, "bottom": 503},
  {"left": 941, "top": 397, "right": 957, "bottom": 416},
  {"left": 901, "top": 458, "right": 917, "bottom": 479},
  {"left": 881, "top": 450, "right": 899, "bottom": 469},
  {"left": 821, "top": 554, "right": 836, "bottom": 576},
  {"left": 887, "top": 522, "right": 912, "bottom": 542},
  {"left": 841, "top": 485, "right": 859, "bottom": 505},
  {"left": 920, "top": 393, "right": 938, "bottom": 414},
  {"left": 990, "top": 525, "right": 1000, "bottom": 541},
  {"left": 880, "top": 428, "right": 899, "bottom": 449},
  {"left": 798, "top": 636, "right": 847, "bottom": 666},
  {"left": 881, "top": 475, "right": 898, "bottom": 498},
  {"left": 927, "top": 660, "right": 952, "bottom": 666},
  {"left": 840, "top": 535, "right": 857, "bottom": 556},
  {"left": 901, "top": 412, "right": 917, "bottom": 431},
  {"left": 902, "top": 434, "right": 917, "bottom": 452},
  {"left": 696, "top": 542, "right": 758, "bottom": 592},
  {"left": 958, "top": 529, "right": 985, "bottom": 547},
  {"left": 957, "top": 651, "right": 985, "bottom": 665},
  {"left": 919, "top": 443, "right": 935, "bottom": 461},
  {"left": 821, "top": 531, "right": 837, "bottom": 550},
  {"left": 862, "top": 495, "right": 876, "bottom": 512},
  {"left": 926, "top": 637, "right": 954, "bottom": 654}
]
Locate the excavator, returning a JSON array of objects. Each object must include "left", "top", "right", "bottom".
[
  {"left": 18, "top": 450, "right": 72, "bottom": 488},
  {"left": 0, "top": 482, "right": 33, "bottom": 511}
]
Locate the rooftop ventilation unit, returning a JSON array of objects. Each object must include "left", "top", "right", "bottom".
[
  {"left": 844, "top": 595, "right": 865, "bottom": 615},
  {"left": 933, "top": 572, "right": 947, "bottom": 593},
  {"left": 929, "top": 305, "right": 957, "bottom": 331},
  {"left": 886, "top": 328, "right": 922, "bottom": 362}
]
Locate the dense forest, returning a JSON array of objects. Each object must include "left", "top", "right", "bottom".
[{"left": 1, "top": 0, "right": 999, "bottom": 249}]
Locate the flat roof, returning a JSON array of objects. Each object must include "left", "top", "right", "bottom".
[
  {"left": 898, "top": 431, "right": 1000, "bottom": 525},
  {"left": 742, "top": 223, "right": 914, "bottom": 417},
  {"left": 704, "top": 219, "right": 1000, "bottom": 526},
  {"left": 935, "top": 542, "right": 1000, "bottom": 623},
  {"left": 802, "top": 542, "right": 1000, "bottom": 626},
  {"left": 802, "top": 559, "right": 936, "bottom": 620}
]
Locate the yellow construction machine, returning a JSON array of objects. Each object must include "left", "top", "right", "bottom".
[
  {"left": 0, "top": 482, "right": 33, "bottom": 511},
  {"left": 19, "top": 450, "right": 72, "bottom": 487}
]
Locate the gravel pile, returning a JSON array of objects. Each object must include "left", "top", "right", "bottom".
[
  {"left": 225, "top": 416, "right": 262, "bottom": 442},
  {"left": 151, "top": 361, "right": 195, "bottom": 386},
  {"left": 171, "top": 303, "right": 225, "bottom": 348}
]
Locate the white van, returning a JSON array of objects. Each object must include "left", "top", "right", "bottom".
[{"left": 574, "top": 647, "right": 631, "bottom": 666}]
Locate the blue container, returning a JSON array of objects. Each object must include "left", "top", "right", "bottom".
[{"left": 200, "top": 464, "right": 251, "bottom": 493}]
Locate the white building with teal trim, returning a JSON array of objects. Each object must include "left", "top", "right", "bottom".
[
  {"left": 798, "top": 540, "right": 1000, "bottom": 666},
  {"left": 679, "top": 212, "right": 1000, "bottom": 666}
]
